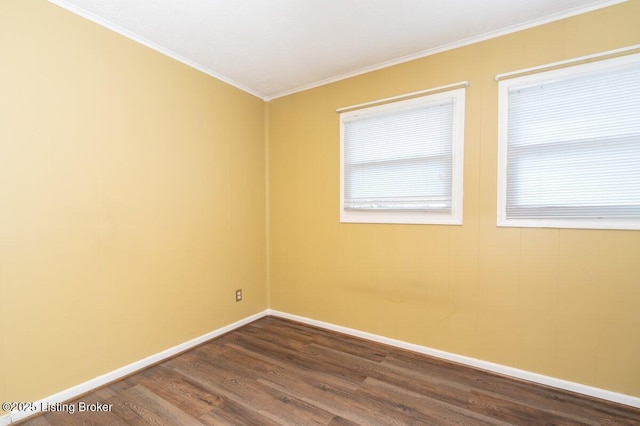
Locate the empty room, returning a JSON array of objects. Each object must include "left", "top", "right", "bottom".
[{"left": 1, "top": 0, "right": 639, "bottom": 424}]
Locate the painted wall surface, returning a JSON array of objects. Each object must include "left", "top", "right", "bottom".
[
  {"left": 0, "top": 0, "right": 266, "bottom": 407},
  {"left": 269, "top": 0, "right": 640, "bottom": 397}
]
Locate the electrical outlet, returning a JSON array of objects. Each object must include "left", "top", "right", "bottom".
[{"left": 235, "top": 289, "right": 242, "bottom": 302}]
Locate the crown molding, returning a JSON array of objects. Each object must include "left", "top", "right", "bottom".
[
  {"left": 265, "top": 0, "right": 627, "bottom": 101},
  {"left": 48, "top": 0, "right": 269, "bottom": 101}
]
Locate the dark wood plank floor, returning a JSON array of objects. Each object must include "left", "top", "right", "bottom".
[{"left": 17, "top": 316, "right": 640, "bottom": 425}]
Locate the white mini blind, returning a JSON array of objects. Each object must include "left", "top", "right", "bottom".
[
  {"left": 499, "top": 54, "right": 640, "bottom": 227},
  {"left": 342, "top": 97, "right": 455, "bottom": 212}
]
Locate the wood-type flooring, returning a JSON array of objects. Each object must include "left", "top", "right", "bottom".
[{"left": 17, "top": 316, "right": 640, "bottom": 425}]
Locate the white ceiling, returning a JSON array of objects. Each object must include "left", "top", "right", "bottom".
[{"left": 49, "top": 0, "right": 624, "bottom": 100}]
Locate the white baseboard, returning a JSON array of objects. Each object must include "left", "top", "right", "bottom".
[
  {"left": 6, "top": 308, "right": 638, "bottom": 425},
  {"left": 268, "top": 309, "right": 640, "bottom": 409},
  {"left": 0, "top": 414, "right": 10, "bottom": 426},
  {"left": 7, "top": 311, "right": 267, "bottom": 424}
]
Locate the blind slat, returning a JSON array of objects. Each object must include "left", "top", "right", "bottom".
[
  {"left": 343, "top": 99, "right": 455, "bottom": 211},
  {"left": 501, "top": 54, "right": 640, "bottom": 222}
]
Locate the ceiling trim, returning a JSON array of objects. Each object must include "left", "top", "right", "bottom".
[
  {"left": 49, "top": 0, "right": 626, "bottom": 102},
  {"left": 48, "top": 0, "right": 269, "bottom": 100},
  {"left": 265, "top": 0, "right": 627, "bottom": 101}
]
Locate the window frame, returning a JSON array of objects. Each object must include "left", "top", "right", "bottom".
[
  {"left": 497, "top": 53, "right": 640, "bottom": 230},
  {"left": 340, "top": 88, "right": 465, "bottom": 225}
]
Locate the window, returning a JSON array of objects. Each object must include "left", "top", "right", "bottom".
[
  {"left": 497, "top": 53, "right": 640, "bottom": 230},
  {"left": 340, "top": 88, "right": 465, "bottom": 224}
]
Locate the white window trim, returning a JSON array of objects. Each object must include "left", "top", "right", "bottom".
[
  {"left": 340, "top": 88, "right": 465, "bottom": 225},
  {"left": 497, "top": 53, "right": 640, "bottom": 230}
]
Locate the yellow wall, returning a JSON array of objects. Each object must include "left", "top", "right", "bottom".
[
  {"left": 269, "top": 0, "right": 640, "bottom": 397},
  {"left": 0, "top": 0, "right": 266, "bottom": 407},
  {"left": 2, "top": 0, "right": 639, "bottom": 411}
]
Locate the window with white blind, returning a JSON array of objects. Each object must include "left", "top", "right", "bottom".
[
  {"left": 497, "top": 53, "right": 640, "bottom": 230},
  {"left": 340, "top": 89, "right": 465, "bottom": 224}
]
